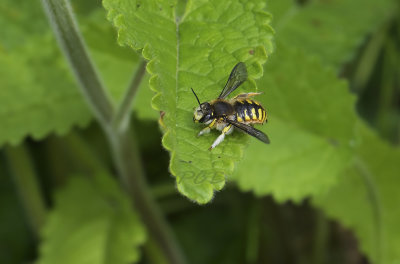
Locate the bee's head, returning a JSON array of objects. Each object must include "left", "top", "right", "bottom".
[
  {"left": 193, "top": 102, "right": 213, "bottom": 123},
  {"left": 191, "top": 88, "right": 213, "bottom": 124}
]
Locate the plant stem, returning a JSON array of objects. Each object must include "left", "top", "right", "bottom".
[
  {"left": 354, "top": 157, "right": 382, "bottom": 263},
  {"left": 109, "top": 128, "right": 186, "bottom": 264},
  {"left": 312, "top": 210, "right": 329, "bottom": 264},
  {"left": 352, "top": 21, "right": 389, "bottom": 92},
  {"left": 377, "top": 36, "right": 396, "bottom": 140},
  {"left": 4, "top": 144, "right": 47, "bottom": 241},
  {"left": 40, "top": 1, "right": 186, "bottom": 263},
  {"left": 114, "top": 60, "right": 147, "bottom": 130},
  {"left": 245, "top": 200, "right": 261, "bottom": 264},
  {"left": 41, "top": 0, "right": 114, "bottom": 127}
]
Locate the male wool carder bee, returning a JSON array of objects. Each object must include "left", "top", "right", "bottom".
[{"left": 192, "top": 62, "right": 270, "bottom": 150}]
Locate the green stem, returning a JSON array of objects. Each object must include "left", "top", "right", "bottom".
[
  {"left": 114, "top": 60, "right": 147, "bottom": 130},
  {"left": 40, "top": 0, "right": 114, "bottom": 128},
  {"left": 40, "top": 1, "right": 186, "bottom": 264},
  {"left": 354, "top": 157, "right": 382, "bottom": 263},
  {"left": 245, "top": 200, "right": 261, "bottom": 264},
  {"left": 352, "top": 21, "right": 389, "bottom": 92},
  {"left": 4, "top": 144, "right": 47, "bottom": 240},
  {"left": 109, "top": 128, "right": 186, "bottom": 264},
  {"left": 143, "top": 237, "right": 169, "bottom": 264},
  {"left": 312, "top": 210, "right": 329, "bottom": 264},
  {"left": 377, "top": 36, "right": 396, "bottom": 140}
]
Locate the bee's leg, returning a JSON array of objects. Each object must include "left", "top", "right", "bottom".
[
  {"left": 197, "top": 119, "right": 216, "bottom": 137},
  {"left": 209, "top": 124, "right": 233, "bottom": 150},
  {"left": 233, "top": 92, "right": 262, "bottom": 99}
]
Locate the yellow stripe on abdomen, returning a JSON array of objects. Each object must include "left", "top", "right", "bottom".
[
  {"left": 258, "top": 108, "right": 263, "bottom": 121},
  {"left": 244, "top": 109, "right": 251, "bottom": 121},
  {"left": 251, "top": 108, "right": 257, "bottom": 120}
]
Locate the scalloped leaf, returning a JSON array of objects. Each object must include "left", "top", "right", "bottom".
[
  {"left": 0, "top": 0, "right": 139, "bottom": 146},
  {"left": 231, "top": 43, "right": 357, "bottom": 202},
  {"left": 269, "top": 0, "right": 394, "bottom": 67},
  {"left": 37, "top": 173, "right": 146, "bottom": 264},
  {"left": 313, "top": 121, "right": 400, "bottom": 263},
  {"left": 103, "top": 0, "right": 274, "bottom": 203}
]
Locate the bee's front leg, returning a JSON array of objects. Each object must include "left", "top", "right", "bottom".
[
  {"left": 209, "top": 124, "right": 233, "bottom": 150},
  {"left": 197, "top": 119, "right": 216, "bottom": 137}
]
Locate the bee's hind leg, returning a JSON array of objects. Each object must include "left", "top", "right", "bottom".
[{"left": 209, "top": 124, "right": 233, "bottom": 150}]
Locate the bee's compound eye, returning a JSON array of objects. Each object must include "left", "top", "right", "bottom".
[{"left": 201, "top": 102, "right": 211, "bottom": 112}]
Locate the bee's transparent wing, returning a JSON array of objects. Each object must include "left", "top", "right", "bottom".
[
  {"left": 226, "top": 119, "right": 270, "bottom": 144},
  {"left": 218, "top": 62, "right": 248, "bottom": 99}
]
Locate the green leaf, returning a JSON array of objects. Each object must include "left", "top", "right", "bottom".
[
  {"left": 38, "top": 173, "right": 146, "bottom": 264},
  {"left": 313, "top": 121, "right": 400, "bottom": 264},
  {"left": 231, "top": 44, "right": 357, "bottom": 202},
  {"left": 0, "top": 38, "right": 91, "bottom": 145},
  {"left": 0, "top": 0, "right": 139, "bottom": 146},
  {"left": 269, "top": 0, "right": 395, "bottom": 67},
  {"left": 103, "top": 0, "right": 274, "bottom": 203}
]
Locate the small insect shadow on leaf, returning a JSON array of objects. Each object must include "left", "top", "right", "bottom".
[{"left": 179, "top": 159, "right": 192, "bottom": 164}]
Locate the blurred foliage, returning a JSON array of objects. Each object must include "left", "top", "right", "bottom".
[
  {"left": 0, "top": 0, "right": 399, "bottom": 263},
  {"left": 37, "top": 172, "right": 146, "bottom": 264}
]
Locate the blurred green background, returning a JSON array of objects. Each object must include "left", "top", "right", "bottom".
[{"left": 0, "top": 0, "right": 399, "bottom": 263}]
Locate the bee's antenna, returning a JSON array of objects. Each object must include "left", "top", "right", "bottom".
[{"left": 191, "top": 88, "right": 201, "bottom": 106}]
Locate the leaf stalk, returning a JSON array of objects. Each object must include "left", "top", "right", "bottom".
[
  {"left": 113, "top": 60, "right": 147, "bottom": 131},
  {"left": 4, "top": 144, "right": 47, "bottom": 241}
]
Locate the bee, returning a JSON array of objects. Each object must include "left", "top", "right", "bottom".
[{"left": 192, "top": 62, "right": 270, "bottom": 150}]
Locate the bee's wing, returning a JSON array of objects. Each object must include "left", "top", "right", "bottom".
[
  {"left": 218, "top": 62, "right": 248, "bottom": 99},
  {"left": 227, "top": 119, "right": 270, "bottom": 144}
]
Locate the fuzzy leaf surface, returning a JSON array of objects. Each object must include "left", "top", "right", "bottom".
[
  {"left": 104, "top": 0, "right": 274, "bottom": 203},
  {"left": 231, "top": 44, "right": 357, "bottom": 201},
  {"left": 37, "top": 173, "right": 146, "bottom": 264},
  {"left": 313, "top": 122, "right": 400, "bottom": 264}
]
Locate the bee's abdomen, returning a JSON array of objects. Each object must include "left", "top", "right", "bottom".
[{"left": 234, "top": 99, "right": 267, "bottom": 124}]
